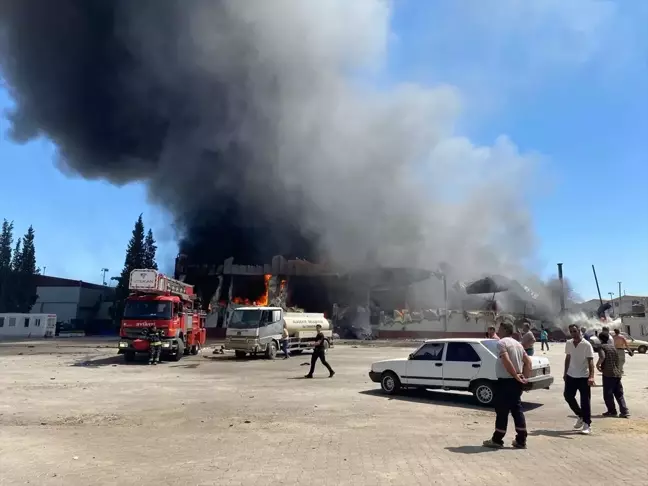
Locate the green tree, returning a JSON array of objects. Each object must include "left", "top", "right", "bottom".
[
  {"left": 143, "top": 229, "right": 158, "bottom": 270},
  {"left": 114, "top": 215, "right": 147, "bottom": 320},
  {"left": 3, "top": 225, "right": 39, "bottom": 313},
  {"left": 19, "top": 225, "right": 37, "bottom": 274},
  {"left": 0, "top": 220, "right": 13, "bottom": 270},
  {"left": 0, "top": 220, "right": 14, "bottom": 312},
  {"left": 11, "top": 239, "right": 22, "bottom": 272}
]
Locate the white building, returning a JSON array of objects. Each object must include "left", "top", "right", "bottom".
[
  {"left": 0, "top": 313, "right": 56, "bottom": 338},
  {"left": 30, "top": 275, "right": 116, "bottom": 334}
]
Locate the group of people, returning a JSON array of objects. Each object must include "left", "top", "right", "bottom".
[
  {"left": 483, "top": 317, "right": 630, "bottom": 449},
  {"left": 486, "top": 320, "right": 549, "bottom": 355}
]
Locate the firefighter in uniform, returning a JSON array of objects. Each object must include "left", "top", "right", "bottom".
[{"left": 146, "top": 326, "right": 162, "bottom": 365}]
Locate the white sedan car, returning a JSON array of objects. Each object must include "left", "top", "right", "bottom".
[{"left": 369, "top": 338, "right": 554, "bottom": 406}]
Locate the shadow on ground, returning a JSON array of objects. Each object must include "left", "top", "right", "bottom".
[
  {"left": 528, "top": 429, "right": 581, "bottom": 439},
  {"left": 444, "top": 445, "right": 501, "bottom": 454},
  {"left": 359, "top": 389, "right": 543, "bottom": 412},
  {"left": 71, "top": 355, "right": 156, "bottom": 367}
]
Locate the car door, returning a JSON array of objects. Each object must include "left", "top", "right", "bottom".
[
  {"left": 404, "top": 342, "right": 445, "bottom": 387},
  {"left": 442, "top": 342, "right": 482, "bottom": 389}
]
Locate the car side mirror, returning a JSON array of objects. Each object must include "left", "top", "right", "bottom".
[{"left": 408, "top": 353, "right": 414, "bottom": 360}]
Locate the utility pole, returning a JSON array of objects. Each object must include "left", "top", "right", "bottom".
[
  {"left": 101, "top": 268, "right": 109, "bottom": 286},
  {"left": 557, "top": 263, "right": 566, "bottom": 313},
  {"left": 618, "top": 281, "right": 622, "bottom": 315}
]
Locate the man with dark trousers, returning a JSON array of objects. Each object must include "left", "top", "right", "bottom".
[
  {"left": 146, "top": 326, "right": 162, "bottom": 365},
  {"left": 597, "top": 331, "right": 630, "bottom": 418},
  {"left": 564, "top": 324, "right": 595, "bottom": 434},
  {"left": 483, "top": 317, "right": 532, "bottom": 449},
  {"left": 305, "top": 324, "right": 334, "bottom": 378}
]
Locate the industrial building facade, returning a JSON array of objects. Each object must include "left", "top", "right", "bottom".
[{"left": 30, "top": 276, "right": 116, "bottom": 335}]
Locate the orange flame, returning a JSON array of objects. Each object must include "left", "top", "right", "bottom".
[{"left": 231, "top": 274, "right": 272, "bottom": 306}]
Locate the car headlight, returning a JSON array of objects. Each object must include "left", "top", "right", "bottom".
[
  {"left": 119, "top": 341, "right": 128, "bottom": 348},
  {"left": 162, "top": 342, "right": 171, "bottom": 348}
]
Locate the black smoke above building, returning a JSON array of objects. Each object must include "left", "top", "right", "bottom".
[{"left": 0, "top": 0, "right": 543, "bottom": 303}]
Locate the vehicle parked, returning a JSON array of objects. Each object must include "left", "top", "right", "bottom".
[
  {"left": 368, "top": 338, "right": 554, "bottom": 406},
  {"left": 622, "top": 333, "right": 648, "bottom": 354}
]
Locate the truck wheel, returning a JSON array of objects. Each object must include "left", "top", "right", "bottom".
[
  {"left": 124, "top": 352, "right": 135, "bottom": 363},
  {"left": 380, "top": 371, "right": 401, "bottom": 395},
  {"left": 265, "top": 341, "right": 278, "bottom": 360},
  {"left": 190, "top": 344, "right": 200, "bottom": 355},
  {"left": 173, "top": 340, "right": 185, "bottom": 362},
  {"left": 638, "top": 345, "right": 647, "bottom": 354},
  {"left": 471, "top": 380, "right": 496, "bottom": 407},
  {"left": 235, "top": 351, "right": 247, "bottom": 359}
]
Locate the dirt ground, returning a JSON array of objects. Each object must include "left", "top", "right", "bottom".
[{"left": 1, "top": 338, "right": 647, "bottom": 486}]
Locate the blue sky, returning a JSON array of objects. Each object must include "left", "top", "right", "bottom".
[{"left": 1, "top": 0, "right": 646, "bottom": 299}]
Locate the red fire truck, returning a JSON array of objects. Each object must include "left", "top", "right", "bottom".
[{"left": 117, "top": 269, "right": 206, "bottom": 363}]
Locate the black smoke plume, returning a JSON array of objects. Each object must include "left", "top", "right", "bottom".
[{"left": 0, "top": 1, "right": 540, "bottom": 295}]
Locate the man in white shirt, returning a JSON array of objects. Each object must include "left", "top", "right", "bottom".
[
  {"left": 564, "top": 324, "right": 595, "bottom": 434},
  {"left": 483, "top": 318, "right": 532, "bottom": 449}
]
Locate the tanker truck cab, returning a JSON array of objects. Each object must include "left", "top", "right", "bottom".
[{"left": 225, "top": 306, "right": 333, "bottom": 360}]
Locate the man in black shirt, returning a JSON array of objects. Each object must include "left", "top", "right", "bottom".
[{"left": 305, "top": 324, "right": 334, "bottom": 378}]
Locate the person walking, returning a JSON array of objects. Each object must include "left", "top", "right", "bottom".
[
  {"left": 540, "top": 328, "right": 549, "bottom": 351},
  {"left": 281, "top": 322, "right": 291, "bottom": 359},
  {"left": 305, "top": 324, "right": 334, "bottom": 378},
  {"left": 483, "top": 318, "right": 532, "bottom": 449},
  {"left": 596, "top": 332, "right": 629, "bottom": 418},
  {"left": 613, "top": 328, "right": 631, "bottom": 375},
  {"left": 564, "top": 324, "right": 595, "bottom": 434},
  {"left": 520, "top": 321, "right": 536, "bottom": 356}
]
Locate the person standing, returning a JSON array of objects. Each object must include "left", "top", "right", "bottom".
[
  {"left": 146, "top": 326, "right": 162, "bottom": 365},
  {"left": 612, "top": 328, "right": 631, "bottom": 375},
  {"left": 596, "top": 332, "right": 629, "bottom": 418},
  {"left": 520, "top": 321, "right": 536, "bottom": 356},
  {"left": 483, "top": 318, "right": 531, "bottom": 449},
  {"left": 281, "top": 322, "right": 291, "bottom": 359},
  {"left": 486, "top": 326, "right": 499, "bottom": 339},
  {"left": 564, "top": 324, "right": 595, "bottom": 434},
  {"left": 540, "top": 328, "right": 549, "bottom": 351},
  {"left": 305, "top": 324, "right": 334, "bottom": 378}
]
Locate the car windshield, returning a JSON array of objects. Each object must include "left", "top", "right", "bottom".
[
  {"left": 229, "top": 310, "right": 263, "bottom": 329},
  {"left": 123, "top": 300, "right": 172, "bottom": 320},
  {"left": 481, "top": 339, "right": 499, "bottom": 356}
]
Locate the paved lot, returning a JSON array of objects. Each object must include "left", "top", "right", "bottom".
[{"left": 1, "top": 339, "right": 647, "bottom": 485}]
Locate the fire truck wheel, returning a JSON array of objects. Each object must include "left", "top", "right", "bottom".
[
  {"left": 124, "top": 352, "right": 135, "bottom": 363},
  {"left": 172, "top": 340, "right": 185, "bottom": 361},
  {"left": 265, "top": 341, "right": 278, "bottom": 360}
]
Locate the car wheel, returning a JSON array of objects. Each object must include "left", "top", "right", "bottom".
[
  {"left": 638, "top": 345, "right": 647, "bottom": 354},
  {"left": 380, "top": 371, "right": 401, "bottom": 395},
  {"left": 472, "top": 380, "right": 496, "bottom": 406}
]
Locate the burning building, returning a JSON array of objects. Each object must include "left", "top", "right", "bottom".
[{"left": 175, "top": 253, "right": 434, "bottom": 339}]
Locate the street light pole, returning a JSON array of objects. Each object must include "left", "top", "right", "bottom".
[{"left": 101, "top": 268, "right": 109, "bottom": 286}]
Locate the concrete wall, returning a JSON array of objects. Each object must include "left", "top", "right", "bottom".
[
  {"left": 0, "top": 313, "right": 56, "bottom": 338},
  {"left": 31, "top": 286, "right": 80, "bottom": 324}
]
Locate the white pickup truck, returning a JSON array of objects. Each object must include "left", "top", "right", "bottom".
[{"left": 369, "top": 338, "right": 554, "bottom": 406}]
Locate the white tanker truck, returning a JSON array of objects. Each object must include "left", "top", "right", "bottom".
[{"left": 224, "top": 306, "right": 333, "bottom": 359}]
